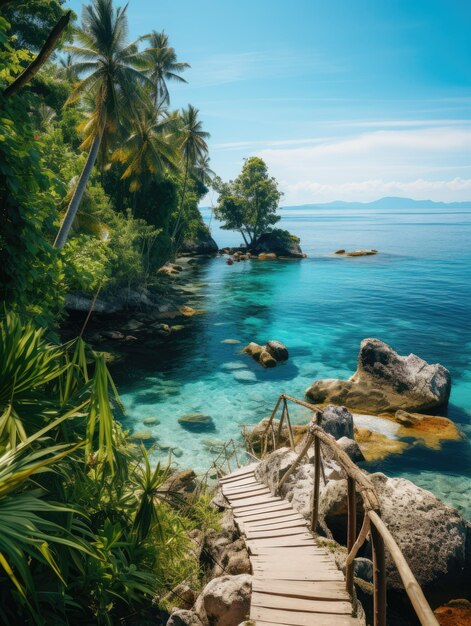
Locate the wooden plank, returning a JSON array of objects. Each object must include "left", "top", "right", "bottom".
[
  {"left": 251, "top": 543, "right": 325, "bottom": 561},
  {"left": 218, "top": 474, "right": 256, "bottom": 486},
  {"left": 251, "top": 555, "right": 336, "bottom": 567},
  {"left": 222, "top": 483, "right": 268, "bottom": 495},
  {"left": 224, "top": 488, "right": 271, "bottom": 500},
  {"left": 247, "top": 535, "right": 314, "bottom": 545},
  {"left": 219, "top": 465, "right": 257, "bottom": 481},
  {"left": 250, "top": 606, "right": 360, "bottom": 626},
  {"left": 244, "top": 519, "right": 308, "bottom": 532},
  {"left": 252, "top": 579, "right": 350, "bottom": 601},
  {"left": 234, "top": 502, "right": 291, "bottom": 516},
  {"left": 251, "top": 567, "right": 341, "bottom": 580},
  {"left": 245, "top": 527, "right": 312, "bottom": 539},
  {"left": 251, "top": 592, "right": 353, "bottom": 614},
  {"left": 242, "top": 512, "right": 305, "bottom": 525},
  {"left": 231, "top": 495, "right": 280, "bottom": 508},
  {"left": 236, "top": 510, "right": 304, "bottom": 524}
]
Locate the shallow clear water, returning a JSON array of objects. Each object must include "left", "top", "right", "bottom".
[{"left": 115, "top": 205, "right": 471, "bottom": 519}]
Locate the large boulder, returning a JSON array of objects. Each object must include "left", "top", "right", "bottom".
[
  {"left": 306, "top": 338, "right": 451, "bottom": 413},
  {"left": 251, "top": 229, "right": 304, "bottom": 258},
  {"left": 180, "top": 228, "right": 218, "bottom": 256},
  {"left": 167, "top": 610, "right": 203, "bottom": 626},
  {"left": 318, "top": 473, "right": 470, "bottom": 594},
  {"left": 266, "top": 340, "right": 289, "bottom": 361},
  {"left": 195, "top": 575, "right": 252, "bottom": 626}
]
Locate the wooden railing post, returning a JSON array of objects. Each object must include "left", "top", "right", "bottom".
[
  {"left": 371, "top": 521, "right": 387, "bottom": 626},
  {"left": 311, "top": 433, "right": 321, "bottom": 532},
  {"left": 346, "top": 476, "right": 357, "bottom": 597}
]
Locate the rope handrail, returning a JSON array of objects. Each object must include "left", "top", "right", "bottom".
[{"left": 252, "top": 393, "right": 439, "bottom": 626}]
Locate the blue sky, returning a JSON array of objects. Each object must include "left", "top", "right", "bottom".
[{"left": 66, "top": 0, "right": 471, "bottom": 203}]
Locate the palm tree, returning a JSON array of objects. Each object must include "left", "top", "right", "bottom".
[
  {"left": 112, "top": 96, "right": 178, "bottom": 196},
  {"left": 144, "top": 30, "right": 189, "bottom": 107},
  {"left": 171, "top": 105, "right": 209, "bottom": 243},
  {"left": 54, "top": 0, "right": 150, "bottom": 249},
  {"left": 194, "top": 154, "right": 215, "bottom": 188},
  {"left": 57, "top": 52, "right": 78, "bottom": 83}
]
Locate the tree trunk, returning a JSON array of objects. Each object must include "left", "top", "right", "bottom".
[
  {"left": 171, "top": 152, "right": 190, "bottom": 243},
  {"left": 54, "top": 131, "right": 102, "bottom": 249},
  {"left": 3, "top": 12, "right": 71, "bottom": 99},
  {"left": 240, "top": 230, "right": 249, "bottom": 247}
]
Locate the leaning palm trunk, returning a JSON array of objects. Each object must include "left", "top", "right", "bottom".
[
  {"left": 54, "top": 130, "right": 103, "bottom": 249},
  {"left": 171, "top": 152, "right": 190, "bottom": 247}
]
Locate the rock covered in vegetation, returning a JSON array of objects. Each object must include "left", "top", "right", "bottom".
[
  {"left": 252, "top": 229, "right": 305, "bottom": 258},
  {"left": 242, "top": 340, "right": 289, "bottom": 368},
  {"left": 195, "top": 574, "right": 252, "bottom": 626},
  {"left": 179, "top": 229, "right": 218, "bottom": 255},
  {"left": 178, "top": 413, "right": 215, "bottom": 432},
  {"left": 306, "top": 338, "right": 451, "bottom": 413}
]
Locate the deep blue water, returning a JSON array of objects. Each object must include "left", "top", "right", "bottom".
[{"left": 117, "top": 205, "right": 471, "bottom": 519}]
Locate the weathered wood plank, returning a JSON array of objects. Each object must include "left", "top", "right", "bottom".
[
  {"left": 224, "top": 487, "right": 271, "bottom": 500},
  {"left": 222, "top": 483, "right": 268, "bottom": 495},
  {"left": 250, "top": 606, "right": 360, "bottom": 626},
  {"left": 244, "top": 519, "right": 308, "bottom": 532},
  {"left": 251, "top": 592, "right": 353, "bottom": 614},
  {"left": 231, "top": 495, "right": 281, "bottom": 508},
  {"left": 234, "top": 502, "right": 291, "bottom": 516},
  {"left": 252, "top": 579, "right": 350, "bottom": 601},
  {"left": 242, "top": 512, "right": 305, "bottom": 525},
  {"left": 245, "top": 527, "right": 312, "bottom": 539}
]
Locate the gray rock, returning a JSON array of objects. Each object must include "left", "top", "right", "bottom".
[
  {"left": 319, "top": 473, "right": 470, "bottom": 592},
  {"left": 167, "top": 610, "right": 203, "bottom": 626},
  {"left": 354, "top": 557, "right": 373, "bottom": 583},
  {"left": 196, "top": 574, "right": 252, "bottom": 626},
  {"left": 321, "top": 405, "right": 354, "bottom": 440},
  {"left": 306, "top": 338, "right": 451, "bottom": 413},
  {"left": 336, "top": 436, "right": 365, "bottom": 462},
  {"left": 266, "top": 340, "right": 289, "bottom": 361}
]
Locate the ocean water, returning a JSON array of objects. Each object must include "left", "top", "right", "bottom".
[{"left": 115, "top": 205, "right": 471, "bottom": 519}]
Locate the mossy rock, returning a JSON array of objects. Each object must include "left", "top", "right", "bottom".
[{"left": 178, "top": 413, "right": 215, "bottom": 432}]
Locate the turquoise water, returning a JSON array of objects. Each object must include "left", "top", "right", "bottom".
[{"left": 116, "top": 205, "right": 471, "bottom": 519}]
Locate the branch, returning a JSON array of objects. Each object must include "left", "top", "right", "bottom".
[
  {"left": 2, "top": 11, "right": 71, "bottom": 100},
  {"left": 0, "top": 0, "right": 14, "bottom": 9}
]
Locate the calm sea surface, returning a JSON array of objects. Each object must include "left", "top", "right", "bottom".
[{"left": 115, "top": 205, "right": 471, "bottom": 519}]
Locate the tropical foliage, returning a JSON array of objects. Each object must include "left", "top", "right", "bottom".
[
  {"left": 0, "top": 312, "right": 212, "bottom": 625},
  {"left": 0, "top": 0, "right": 215, "bottom": 326},
  {"left": 214, "top": 156, "right": 282, "bottom": 247}
]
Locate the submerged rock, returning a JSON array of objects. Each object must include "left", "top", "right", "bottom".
[
  {"left": 335, "top": 249, "right": 378, "bottom": 257},
  {"left": 142, "top": 417, "right": 160, "bottom": 425},
  {"left": 243, "top": 339, "right": 289, "bottom": 368},
  {"left": 354, "top": 427, "right": 407, "bottom": 461},
  {"left": 178, "top": 413, "right": 215, "bottom": 432},
  {"left": 306, "top": 338, "right": 451, "bottom": 413}
]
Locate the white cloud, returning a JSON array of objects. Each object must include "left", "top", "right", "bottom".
[{"left": 251, "top": 125, "right": 471, "bottom": 203}]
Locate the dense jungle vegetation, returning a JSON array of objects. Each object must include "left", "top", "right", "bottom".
[{"left": 0, "top": 1, "right": 220, "bottom": 623}]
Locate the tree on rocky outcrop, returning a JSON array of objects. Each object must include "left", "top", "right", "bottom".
[{"left": 214, "top": 156, "right": 282, "bottom": 248}]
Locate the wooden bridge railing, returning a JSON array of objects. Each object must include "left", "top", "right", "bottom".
[{"left": 254, "top": 394, "right": 440, "bottom": 626}]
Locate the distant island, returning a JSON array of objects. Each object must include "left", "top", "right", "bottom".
[{"left": 280, "top": 196, "right": 471, "bottom": 210}]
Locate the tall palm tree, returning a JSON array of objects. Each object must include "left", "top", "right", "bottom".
[
  {"left": 54, "top": 0, "right": 150, "bottom": 249},
  {"left": 144, "top": 30, "right": 189, "bottom": 107},
  {"left": 194, "top": 154, "right": 215, "bottom": 188},
  {"left": 112, "top": 96, "right": 178, "bottom": 196},
  {"left": 57, "top": 52, "right": 78, "bottom": 83},
  {"left": 171, "top": 105, "right": 209, "bottom": 243}
]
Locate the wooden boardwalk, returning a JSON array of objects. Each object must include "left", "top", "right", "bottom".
[{"left": 220, "top": 463, "right": 362, "bottom": 626}]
